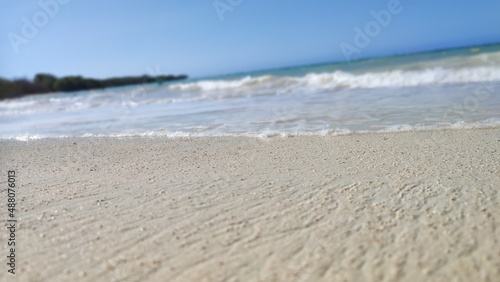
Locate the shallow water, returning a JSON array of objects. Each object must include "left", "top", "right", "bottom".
[{"left": 1, "top": 45, "right": 500, "bottom": 139}]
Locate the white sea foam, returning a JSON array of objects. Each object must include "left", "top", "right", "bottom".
[
  {"left": 169, "top": 66, "right": 500, "bottom": 94},
  {"left": 6, "top": 135, "right": 45, "bottom": 141},
  {"left": 2, "top": 66, "right": 499, "bottom": 116},
  {"left": 2, "top": 119, "right": 498, "bottom": 141}
]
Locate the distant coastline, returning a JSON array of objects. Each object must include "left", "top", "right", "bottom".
[{"left": 0, "top": 73, "right": 188, "bottom": 100}]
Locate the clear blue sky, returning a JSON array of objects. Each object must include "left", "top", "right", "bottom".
[{"left": 1, "top": 0, "right": 499, "bottom": 79}]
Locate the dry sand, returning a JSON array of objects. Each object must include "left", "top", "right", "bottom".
[{"left": 0, "top": 128, "right": 499, "bottom": 281}]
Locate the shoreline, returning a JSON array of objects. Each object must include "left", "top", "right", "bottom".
[
  {"left": 1, "top": 128, "right": 499, "bottom": 281},
  {"left": 2, "top": 122, "right": 500, "bottom": 142}
]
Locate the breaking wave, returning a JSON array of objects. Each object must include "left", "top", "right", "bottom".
[{"left": 169, "top": 66, "right": 500, "bottom": 93}]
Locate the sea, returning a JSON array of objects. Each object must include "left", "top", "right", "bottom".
[{"left": 1, "top": 44, "right": 500, "bottom": 140}]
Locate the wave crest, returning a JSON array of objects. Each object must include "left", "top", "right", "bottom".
[{"left": 169, "top": 66, "right": 500, "bottom": 93}]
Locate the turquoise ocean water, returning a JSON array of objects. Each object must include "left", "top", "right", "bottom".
[{"left": 1, "top": 44, "right": 500, "bottom": 139}]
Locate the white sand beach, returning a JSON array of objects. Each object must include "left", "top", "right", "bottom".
[{"left": 1, "top": 128, "right": 499, "bottom": 281}]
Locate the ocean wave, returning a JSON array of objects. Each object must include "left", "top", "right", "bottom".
[
  {"left": 2, "top": 65, "right": 499, "bottom": 116},
  {"left": 169, "top": 66, "right": 500, "bottom": 93},
  {"left": 418, "top": 50, "right": 500, "bottom": 69}
]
